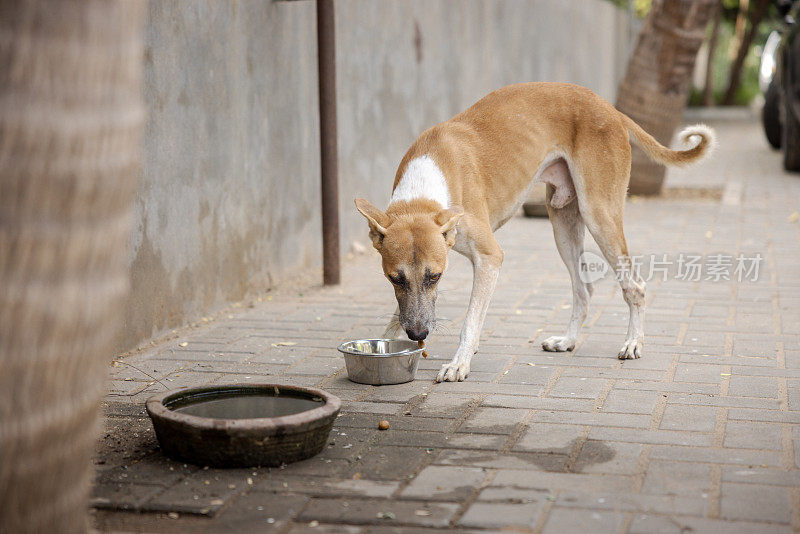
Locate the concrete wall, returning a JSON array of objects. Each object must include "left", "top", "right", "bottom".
[{"left": 120, "top": 0, "right": 630, "bottom": 352}]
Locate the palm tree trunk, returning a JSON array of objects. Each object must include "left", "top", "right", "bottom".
[
  {"left": 616, "top": 0, "right": 718, "bottom": 195},
  {"left": 0, "top": 1, "right": 144, "bottom": 532},
  {"left": 703, "top": 2, "right": 723, "bottom": 106},
  {"left": 722, "top": 0, "right": 770, "bottom": 105}
]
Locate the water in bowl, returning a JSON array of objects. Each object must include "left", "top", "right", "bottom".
[{"left": 170, "top": 392, "right": 323, "bottom": 419}]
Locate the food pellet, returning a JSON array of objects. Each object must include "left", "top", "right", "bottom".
[
  {"left": 418, "top": 340, "right": 428, "bottom": 358},
  {"left": 378, "top": 420, "right": 390, "bottom": 430}
]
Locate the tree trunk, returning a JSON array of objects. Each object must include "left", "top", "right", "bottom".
[
  {"left": 616, "top": 0, "right": 718, "bottom": 195},
  {"left": 0, "top": 1, "right": 144, "bottom": 532},
  {"left": 703, "top": 2, "right": 723, "bottom": 106},
  {"left": 722, "top": 0, "right": 771, "bottom": 105}
]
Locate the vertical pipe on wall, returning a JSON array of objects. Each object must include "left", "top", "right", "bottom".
[{"left": 317, "top": 0, "right": 340, "bottom": 285}]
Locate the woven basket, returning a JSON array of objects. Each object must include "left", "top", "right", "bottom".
[{"left": 0, "top": 1, "right": 144, "bottom": 532}]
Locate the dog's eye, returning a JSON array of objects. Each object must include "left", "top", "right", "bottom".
[
  {"left": 388, "top": 273, "right": 406, "bottom": 287},
  {"left": 425, "top": 272, "right": 441, "bottom": 286}
]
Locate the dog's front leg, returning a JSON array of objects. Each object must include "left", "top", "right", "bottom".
[{"left": 436, "top": 249, "right": 503, "bottom": 382}]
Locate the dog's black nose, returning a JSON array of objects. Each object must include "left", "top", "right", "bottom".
[{"left": 406, "top": 327, "right": 428, "bottom": 341}]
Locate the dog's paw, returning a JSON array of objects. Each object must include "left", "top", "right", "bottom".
[
  {"left": 541, "top": 336, "right": 576, "bottom": 352},
  {"left": 436, "top": 361, "right": 470, "bottom": 382},
  {"left": 618, "top": 338, "right": 643, "bottom": 359}
]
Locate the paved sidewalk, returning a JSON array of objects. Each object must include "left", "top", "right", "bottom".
[{"left": 93, "top": 119, "right": 800, "bottom": 533}]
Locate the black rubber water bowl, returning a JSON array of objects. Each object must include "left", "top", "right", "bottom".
[{"left": 146, "top": 384, "right": 341, "bottom": 468}]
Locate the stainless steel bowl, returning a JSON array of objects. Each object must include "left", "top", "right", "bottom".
[{"left": 337, "top": 339, "right": 422, "bottom": 385}]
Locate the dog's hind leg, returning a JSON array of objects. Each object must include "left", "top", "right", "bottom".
[
  {"left": 585, "top": 209, "right": 645, "bottom": 359},
  {"left": 541, "top": 185, "right": 593, "bottom": 352},
  {"left": 579, "top": 187, "right": 646, "bottom": 359}
]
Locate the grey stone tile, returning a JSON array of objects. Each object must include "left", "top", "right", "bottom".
[
  {"left": 457, "top": 407, "right": 528, "bottom": 434},
  {"left": 401, "top": 465, "right": 487, "bottom": 501},
  {"left": 513, "top": 423, "right": 583, "bottom": 454},
  {"left": 660, "top": 404, "right": 717, "bottom": 432},
  {"left": 549, "top": 376, "right": 608, "bottom": 399},
  {"left": 297, "top": 498, "right": 459, "bottom": 527},
  {"left": 720, "top": 483, "right": 791, "bottom": 523},
  {"left": 602, "top": 389, "right": 660, "bottom": 414},
  {"left": 459, "top": 501, "right": 544, "bottom": 528},
  {"left": 642, "top": 461, "right": 711, "bottom": 496},
  {"left": 541, "top": 507, "right": 626, "bottom": 533},
  {"left": 724, "top": 421, "right": 782, "bottom": 450}
]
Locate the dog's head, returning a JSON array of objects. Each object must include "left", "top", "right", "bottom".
[{"left": 354, "top": 198, "right": 463, "bottom": 341}]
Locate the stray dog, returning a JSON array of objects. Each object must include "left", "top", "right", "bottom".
[{"left": 355, "top": 83, "right": 714, "bottom": 382}]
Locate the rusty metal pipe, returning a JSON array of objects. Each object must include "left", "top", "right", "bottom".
[{"left": 317, "top": 0, "right": 340, "bottom": 285}]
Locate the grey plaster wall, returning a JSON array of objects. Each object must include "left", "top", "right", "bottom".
[
  {"left": 121, "top": 0, "right": 629, "bottom": 352},
  {"left": 337, "top": 0, "right": 629, "bottom": 249}
]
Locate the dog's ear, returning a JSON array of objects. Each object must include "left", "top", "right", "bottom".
[
  {"left": 354, "top": 198, "right": 389, "bottom": 249},
  {"left": 435, "top": 206, "right": 464, "bottom": 246}
]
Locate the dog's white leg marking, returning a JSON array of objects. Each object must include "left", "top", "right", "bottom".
[
  {"left": 436, "top": 249, "right": 503, "bottom": 382},
  {"left": 616, "top": 257, "right": 646, "bottom": 359},
  {"left": 542, "top": 195, "right": 592, "bottom": 352},
  {"left": 382, "top": 305, "right": 403, "bottom": 339}
]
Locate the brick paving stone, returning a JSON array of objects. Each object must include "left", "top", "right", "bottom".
[
  {"left": 575, "top": 440, "right": 642, "bottom": 475},
  {"left": 723, "top": 421, "right": 782, "bottom": 450},
  {"left": 720, "top": 483, "right": 791, "bottom": 523},
  {"left": 141, "top": 469, "right": 253, "bottom": 515},
  {"left": 91, "top": 482, "right": 166, "bottom": 511},
  {"left": 641, "top": 460, "right": 711, "bottom": 496},
  {"left": 722, "top": 466, "right": 800, "bottom": 487},
  {"left": 629, "top": 515, "right": 791, "bottom": 534},
  {"left": 602, "top": 389, "right": 660, "bottom": 414},
  {"left": 252, "top": 477, "right": 399, "bottom": 498},
  {"left": 541, "top": 507, "right": 626, "bottom": 533},
  {"left": 728, "top": 408, "right": 800, "bottom": 424},
  {"left": 340, "top": 401, "right": 404, "bottom": 415},
  {"left": 482, "top": 394, "right": 595, "bottom": 411},
  {"left": 400, "top": 465, "right": 487, "bottom": 500},
  {"left": 349, "top": 446, "right": 430, "bottom": 480},
  {"left": 287, "top": 357, "right": 344, "bottom": 376},
  {"left": 727, "top": 375, "right": 780, "bottom": 398},
  {"left": 434, "top": 449, "right": 567, "bottom": 471},
  {"left": 529, "top": 410, "right": 651, "bottom": 428},
  {"left": 498, "top": 363, "right": 558, "bottom": 385},
  {"left": 614, "top": 379, "right": 719, "bottom": 394},
  {"left": 659, "top": 404, "right": 717, "bottom": 432},
  {"left": 362, "top": 381, "right": 433, "bottom": 403},
  {"left": 650, "top": 445, "right": 782, "bottom": 466},
  {"left": 548, "top": 376, "right": 608, "bottom": 399},
  {"left": 674, "top": 363, "right": 725, "bottom": 384},
  {"left": 513, "top": 423, "right": 583, "bottom": 454},
  {"left": 668, "top": 392, "right": 780, "bottom": 410},
  {"left": 588, "top": 427, "right": 712, "bottom": 447},
  {"left": 458, "top": 501, "right": 544, "bottom": 528},
  {"left": 554, "top": 490, "right": 706, "bottom": 516},
  {"left": 378, "top": 430, "right": 505, "bottom": 450},
  {"left": 285, "top": 523, "right": 361, "bottom": 534},
  {"left": 457, "top": 407, "right": 528, "bottom": 434},
  {"left": 410, "top": 393, "right": 478, "bottom": 418},
  {"left": 212, "top": 493, "right": 308, "bottom": 527},
  {"left": 491, "top": 470, "right": 633, "bottom": 492},
  {"left": 476, "top": 486, "right": 550, "bottom": 502},
  {"left": 297, "top": 498, "right": 459, "bottom": 527}
]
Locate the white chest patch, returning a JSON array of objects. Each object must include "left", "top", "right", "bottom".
[{"left": 389, "top": 155, "right": 450, "bottom": 208}]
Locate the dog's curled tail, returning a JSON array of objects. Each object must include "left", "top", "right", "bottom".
[{"left": 622, "top": 114, "right": 716, "bottom": 167}]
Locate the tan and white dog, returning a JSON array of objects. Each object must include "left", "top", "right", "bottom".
[{"left": 355, "top": 82, "right": 714, "bottom": 382}]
